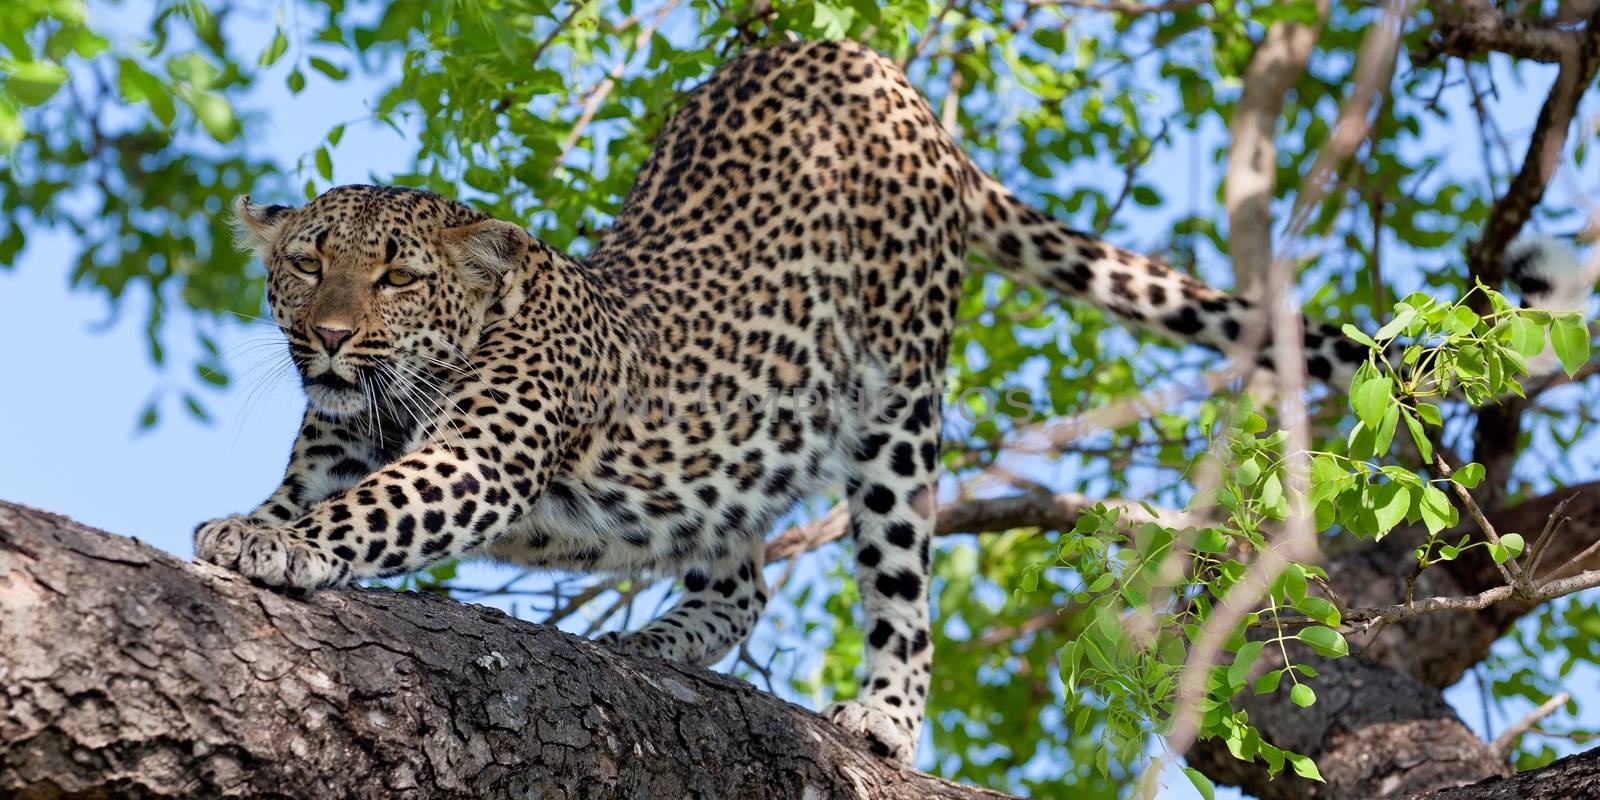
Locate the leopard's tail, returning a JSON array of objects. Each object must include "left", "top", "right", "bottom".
[{"left": 963, "top": 168, "right": 1595, "bottom": 385}]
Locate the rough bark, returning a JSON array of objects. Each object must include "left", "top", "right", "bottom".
[
  {"left": 1417, "top": 748, "right": 1600, "bottom": 799},
  {"left": 0, "top": 501, "right": 1014, "bottom": 800}
]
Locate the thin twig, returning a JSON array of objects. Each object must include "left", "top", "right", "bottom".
[
  {"left": 1526, "top": 493, "right": 1577, "bottom": 578},
  {"left": 544, "top": 579, "right": 618, "bottom": 626},
  {"left": 1435, "top": 454, "right": 1523, "bottom": 586},
  {"left": 902, "top": 0, "right": 963, "bottom": 69},
  {"left": 548, "top": 0, "right": 682, "bottom": 177},
  {"left": 1252, "top": 568, "right": 1600, "bottom": 630},
  {"left": 1491, "top": 692, "right": 1571, "bottom": 760}
]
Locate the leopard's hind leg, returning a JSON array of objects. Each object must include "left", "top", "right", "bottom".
[
  {"left": 600, "top": 534, "right": 769, "bottom": 667},
  {"left": 825, "top": 388, "right": 941, "bottom": 764}
]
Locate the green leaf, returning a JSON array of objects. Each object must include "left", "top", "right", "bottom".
[
  {"left": 1299, "top": 626, "right": 1349, "bottom": 658},
  {"left": 315, "top": 146, "right": 334, "bottom": 181},
  {"left": 1237, "top": 456, "right": 1262, "bottom": 488},
  {"left": 1402, "top": 408, "right": 1432, "bottom": 464},
  {"left": 1294, "top": 596, "right": 1341, "bottom": 626},
  {"left": 309, "top": 57, "right": 348, "bottom": 81},
  {"left": 3, "top": 60, "right": 68, "bottom": 106},
  {"left": 287, "top": 69, "right": 306, "bottom": 94},
  {"left": 258, "top": 29, "right": 289, "bottom": 67},
  {"left": 1374, "top": 306, "right": 1416, "bottom": 341},
  {"left": 0, "top": 95, "right": 20, "bottom": 151},
  {"left": 190, "top": 92, "right": 236, "bottom": 141},
  {"left": 1453, "top": 462, "right": 1485, "bottom": 488},
  {"left": 138, "top": 402, "right": 159, "bottom": 430},
  {"left": 1501, "top": 532, "right": 1525, "bottom": 559},
  {"left": 1229, "top": 640, "right": 1265, "bottom": 688},
  {"left": 1341, "top": 324, "right": 1378, "bottom": 350},
  {"left": 1351, "top": 375, "right": 1392, "bottom": 429},
  {"left": 1507, "top": 315, "right": 1545, "bottom": 357},
  {"left": 1373, "top": 481, "right": 1410, "bottom": 536},
  {"left": 1419, "top": 485, "right": 1453, "bottom": 535},
  {"left": 1255, "top": 668, "right": 1283, "bottom": 694},
  {"left": 1551, "top": 314, "right": 1590, "bottom": 376},
  {"left": 183, "top": 393, "right": 211, "bottom": 422},
  {"left": 1182, "top": 767, "right": 1216, "bottom": 800},
  {"left": 1373, "top": 403, "right": 1399, "bottom": 457},
  {"left": 1488, "top": 542, "right": 1509, "bottom": 564},
  {"left": 1286, "top": 752, "right": 1325, "bottom": 782},
  {"left": 813, "top": 3, "right": 852, "bottom": 37},
  {"left": 1291, "top": 683, "right": 1316, "bottom": 708},
  {"left": 1415, "top": 402, "right": 1442, "bottom": 426}
]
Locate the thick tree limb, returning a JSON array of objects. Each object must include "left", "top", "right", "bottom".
[
  {"left": 1415, "top": 748, "right": 1600, "bottom": 799},
  {"left": 1225, "top": 1, "right": 1328, "bottom": 291},
  {"left": 0, "top": 502, "right": 1015, "bottom": 800}
]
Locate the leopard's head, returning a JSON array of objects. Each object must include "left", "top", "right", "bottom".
[{"left": 232, "top": 185, "right": 529, "bottom": 418}]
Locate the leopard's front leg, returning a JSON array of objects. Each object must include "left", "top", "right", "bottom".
[
  {"left": 196, "top": 377, "right": 571, "bottom": 590},
  {"left": 194, "top": 406, "right": 388, "bottom": 572}
]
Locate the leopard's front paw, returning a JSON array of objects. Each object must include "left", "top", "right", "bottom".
[
  {"left": 826, "top": 700, "right": 917, "bottom": 765},
  {"left": 194, "top": 516, "right": 256, "bottom": 570},
  {"left": 595, "top": 630, "right": 672, "bottom": 660},
  {"left": 194, "top": 517, "right": 348, "bottom": 590}
]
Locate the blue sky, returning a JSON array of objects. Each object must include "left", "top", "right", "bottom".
[{"left": 2, "top": 3, "right": 1597, "bottom": 797}]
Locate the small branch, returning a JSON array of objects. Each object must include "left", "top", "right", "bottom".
[
  {"left": 1101, "top": 120, "right": 1169, "bottom": 235},
  {"left": 902, "top": 0, "right": 963, "bottom": 69},
  {"left": 1434, "top": 454, "right": 1523, "bottom": 587},
  {"left": 548, "top": 0, "right": 682, "bottom": 177},
  {"left": 543, "top": 578, "right": 617, "bottom": 626},
  {"left": 1538, "top": 531, "right": 1600, "bottom": 585},
  {"left": 1490, "top": 692, "right": 1571, "bottom": 760},
  {"left": 530, "top": 1, "right": 589, "bottom": 65},
  {"left": 1526, "top": 493, "right": 1577, "bottom": 578},
  {"left": 1252, "top": 568, "right": 1600, "bottom": 630},
  {"left": 1416, "top": 2, "right": 1583, "bottom": 65}
]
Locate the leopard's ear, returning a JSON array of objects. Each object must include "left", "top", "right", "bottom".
[
  {"left": 440, "top": 218, "right": 529, "bottom": 293},
  {"left": 232, "top": 195, "right": 296, "bottom": 254}
]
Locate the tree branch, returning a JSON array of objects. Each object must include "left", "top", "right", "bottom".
[
  {"left": 1465, "top": 4, "right": 1600, "bottom": 510},
  {"left": 1225, "top": 0, "right": 1328, "bottom": 290},
  {"left": 1416, "top": 1, "right": 1587, "bottom": 65},
  {"left": 0, "top": 502, "right": 1015, "bottom": 800}
]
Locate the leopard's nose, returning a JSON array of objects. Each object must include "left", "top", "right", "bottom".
[{"left": 314, "top": 324, "right": 355, "bottom": 353}]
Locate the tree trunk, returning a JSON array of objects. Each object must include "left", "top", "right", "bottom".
[
  {"left": 3, "top": 499, "right": 1596, "bottom": 799},
  {"left": 0, "top": 502, "right": 1013, "bottom": 800}
]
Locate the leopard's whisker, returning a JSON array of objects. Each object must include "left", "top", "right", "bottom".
[
  {"left": 389, "top": 359, "right": 470, "bottom": 447},
  {"left": 379, "top": 361, "right": 438, "bottom": 448}
]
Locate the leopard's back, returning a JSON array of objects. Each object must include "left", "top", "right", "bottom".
[{"left": 495, "top": 41, "right": 976, "bottom": 572}]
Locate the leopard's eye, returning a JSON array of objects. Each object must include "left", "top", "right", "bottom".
[
  {"left": 382, "top": 268, "right": 419, "bottom": 287},
  {"left": 286, "top": 255, "right": 320, "bottom": 276}
]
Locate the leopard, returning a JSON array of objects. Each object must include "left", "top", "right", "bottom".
[{"left": 194, "top": 39, "right": 1594, "bottom": 765}]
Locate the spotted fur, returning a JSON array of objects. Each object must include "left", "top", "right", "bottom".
[{"left": 195, "top": 40, "right": 1586, "bottom": 764}]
